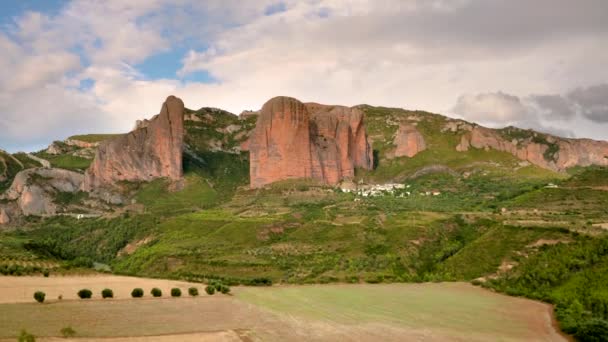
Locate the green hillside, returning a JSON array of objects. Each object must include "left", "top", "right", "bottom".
[{"left": 1, "top": 105, "right": 608, "bottom": 339}]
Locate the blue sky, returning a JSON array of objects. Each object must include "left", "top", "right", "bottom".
[
  {"left": 1, "top": 0, "right": 67, "bottom": 23},
  {"left": 1, "top": 0, "right": 608, "bottom": 152}
]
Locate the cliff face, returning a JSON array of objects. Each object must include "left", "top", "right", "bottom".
[
  {"left": 83, "top": 96, "right": 185, "bottom": 191},
  {"left": 390, "top": 123, "right": 426, "bottom": 158},
  {"left": 456, "top": 125, "right": 608, "bottom": 171},
  {"left": 0, "top": 168, "right": 84, "bottom": 224},
  {"left": 248, "top": 96, "right": 373, "bottom": 188}
]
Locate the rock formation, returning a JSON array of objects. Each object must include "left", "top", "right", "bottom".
[
  {"left": 248, "top": 96, "right": 373, "bottom": 188},
  {"left": 1, "top": 168, "right": 84, "bottom": 218},
  {"left": 83, "top": 96, "right": 185, "bottom": 191},
  {"left": 0, "top": 208, "right": 9, "bottom": 225},
  {"left": 391, "top": 123, "right": 426, "bottom": 158},
  {"left": 457, "top": 126, "right": 608, "bottom": 171}
]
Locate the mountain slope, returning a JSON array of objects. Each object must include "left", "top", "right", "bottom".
[{"left": 1, "top": 97, "right": 608, "bottom": 338}]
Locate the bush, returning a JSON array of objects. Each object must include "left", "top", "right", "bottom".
[
  {"left": 69, "top": 256, "right": 94, "bottom": 268},
  {"left": 151, "top": 288, "right": 162, "bottom": 297},
  {"left": 171, "top": 288, "right": 181, "bottom": 297},
  {"left": 188, "top": 287, "right": 199, "bottom": 297},
  {"left": 101, "top": 288, "right": 113, "bottom": 299},
  {"left": 219, "top": 284, "right": 231, "bottom": 294},
  {"left": 574, "top": 318, "right": 608, "bottom": 342},
  {"left": 77, "top": 289, "right": 92, "bottom": 299},
  {"left": 60, "top": 326, "right": 76, "bottom": 338},
  {"left": 42, "top": 270, "right": 50, "bottom": 277},
  {"left": 209, "top": 281, "right": 230, "bottom": 294},
  {"left": 33, "top": 291, "right": 45, "bottom": 303},
  {"left": 470, "top": 279, "right": 483, "bottom": 286},
  {"left": 18, "top": 330, "right": 35, "bottom": 342},
  {"left": 205, "top": 285, "right": 215, "bottom": 295},
  {"left": 131, "top": 288, "right": 144, "bottom": 298}
]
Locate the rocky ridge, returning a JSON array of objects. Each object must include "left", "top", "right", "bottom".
[
  {"left": 248, "top": 96, "right": 374, "bottom": 188},
  {"left": 454, "top": 124, "right": 608, "bottom": 171},
  {"left": 0, "top": 168, "right": 84, "bottom": 224},
  {"left": 390, "top": 123, "right": 427, "bottom": 158},
  {"left": 83, "top": 96, "right": 185, "bottom": 191}
]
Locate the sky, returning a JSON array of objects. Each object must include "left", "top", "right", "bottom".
[{"left": 1, "top": 0, "right": 608, "bottom": 152}]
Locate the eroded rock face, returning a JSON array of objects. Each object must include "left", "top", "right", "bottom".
[
  {"left": 1, "top": 168, "right": 84, "bottom": 218},
  {"left": 391, "top": 123, "right": 427, "bottom": 158},
  {"left": 248, "top": 97, "right": 373, "bottom": 188},
  {"left": 249, "top": 97, "right": 313, "bottom": 187},
  {"left": 458, "top": 126, "right": 608, "bottom": 171},
  {"left": 83, "top": 96, "right": 184, "bottom": 191},
  {"left": 0, "top": 208, "right": 9, "bottom": 225}
]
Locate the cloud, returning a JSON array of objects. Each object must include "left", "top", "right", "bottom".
[
  {"left": 1, "top": 0, "right": 608, "bottom": 152},
  {"left": 568, "top": 83, "right": 608, "bottom": 122},
  {"left": 451, "top": 85, "right": 608, "bottom": 139},
  {"left": 452, "top": 92, "right": 529, "bottom": 126},
  {"left": 529, "top": 94, "right": 576, "bottom": 121}
]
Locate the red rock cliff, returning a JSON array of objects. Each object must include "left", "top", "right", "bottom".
[
  {"left": 83, "top": 96, "right": 184, "bottom": 191},
  {"left": 456, "top": 125, "right": 608, "bottom": 171},
  {"left": 249, "top": 97, "right": 373, "bottom": 188}
]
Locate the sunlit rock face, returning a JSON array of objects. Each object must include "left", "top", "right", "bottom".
[
  {"left": 248, "top": 96, "right": 373, "bottom": 188},
  {"left": 83, "top": 96, "right": 185, "bottom": 191}
]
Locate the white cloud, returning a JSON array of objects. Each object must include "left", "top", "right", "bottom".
[
  {"left": 452, "top": 92, "right": 529, "bottom": 126},
  {"left": 1, "top": 0, "right": 608, "bottom": 152}
]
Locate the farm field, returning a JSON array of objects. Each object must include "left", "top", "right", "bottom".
[
  {"left": 0, "top": 276, "right": 567, "bottom": 341},
  {"left": 0, "top": 275, "right": 203, "bottom": 303}
]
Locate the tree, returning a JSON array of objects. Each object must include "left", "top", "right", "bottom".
[
  {"left": 574, "top": 318, "right": 608, "bottom": 342},
  {"left": 101, "top": 288, "right": 113, "bottom": 299},
  {"left": 33, "top": 291, "right": 45, "bottom": 303},
  {"left": 151, "top": 288, "right": 162, "bottom": 297},
  {"left": 77, "top": 289, "right": 92, "bottom": 299},
  {"left": 171, "top": 288, "right": 181, "bottom": 297},
  {"left": 205, "top": 285, "right": 215, "bottom": 295},
  {"left": 131, "top": 288, "right": 144, "bottom": 298},
  {"left": 188, "top": 287, "right": 199, "bottom": 297},
  {"left": 219, "top": 284, "right": 231, "bottom": 294}
]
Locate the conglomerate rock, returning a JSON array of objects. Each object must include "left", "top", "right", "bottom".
[
  {"left": 248, "top": 96, "right": 373, "bottom": 188},
  {"left": 83, "top": 96, "right": 185, "bottom": 191}
]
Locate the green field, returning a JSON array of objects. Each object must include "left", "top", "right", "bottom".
[{"left": 0, "top": 280, "right": 565, "bottom": 341}]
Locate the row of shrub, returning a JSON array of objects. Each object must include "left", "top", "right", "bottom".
[
  {"left": 0, "top": 264, "right": 51, "bottom": 276},
  {"left": 33, "top": 283, "right": 230, "bottom": 303}
]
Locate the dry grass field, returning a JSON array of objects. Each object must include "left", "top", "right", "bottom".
[
  {"left": 0, "top": 276, "right": 568, "bottom": 341},
  {"left": 0, "top": 275, "right": 204, "bottom": 303}
]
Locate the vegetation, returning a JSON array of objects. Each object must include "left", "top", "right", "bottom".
[
  {"left": 33, "top": 291, "right": 45, "bottom": 303},
  {"left": 60, "top": 326, "right": 76, "bottom": 338},
  {"left": 34, "top": 152, "right": 92, "bottom": 171},
  {"left": 151, "top": 288, "right": 162, "bottom": 297},
  {"left": 18, "top": 330, "right": 35, "bottom": 342},
  {"left": 171, "top": 288, "right": 182, "bottom": 297},
  {"left": 131, "top": 288, "right": 144, "bottom": 298},
  {"left": 486, "top": 237, "right": 608, "bottom": 338},
  {"left": 77, "top": 289, "right": 92, "bottom": 299},
  {"left": 101, "top": 288, "right": 113, "bottom": 299},
  {"left": 0, "top": 150, "right": 25, "bottom": 191},
  {"left": 3, "top": 104, "right": 608, "bottom": 339},
  {"left": 575, "top": 319, "right": 608, "bottom": 342},
  {"left": 188, "top": 287, "right": 198, "bottom": 297},
  {"left": 68, "top": 134, "right": 124, "bottom": 143},
  {"left": 205, "top": 285, "right": 215, "bottom": 295}
]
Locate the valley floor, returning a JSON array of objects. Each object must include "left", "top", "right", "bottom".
[{"left": 0, "top": 275, "right": 568, "bottom": 341}]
